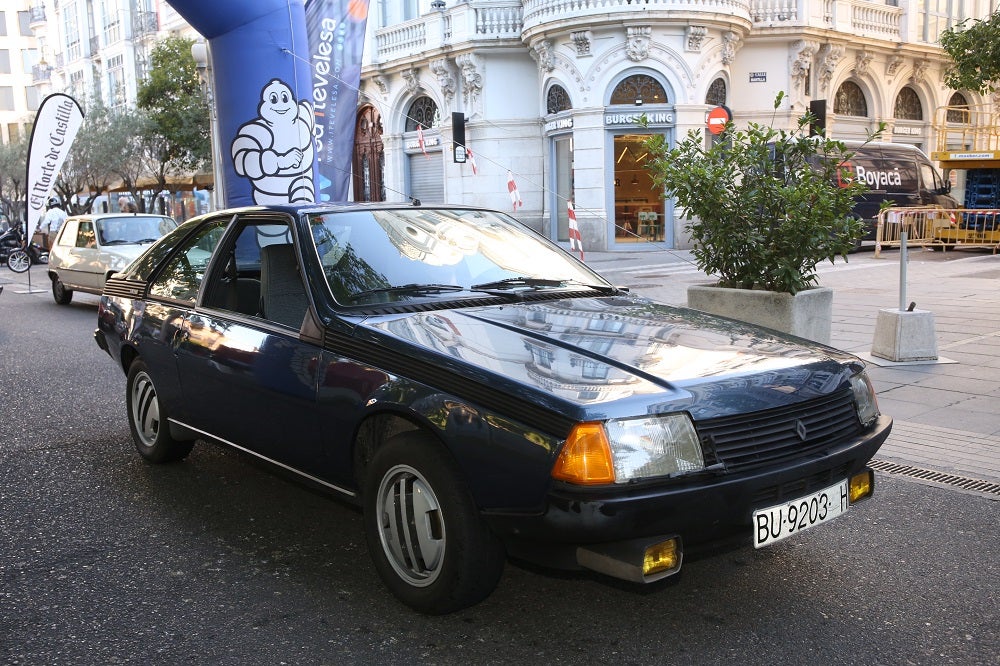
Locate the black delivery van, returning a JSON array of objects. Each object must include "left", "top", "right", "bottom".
[{"left": 838, "top": 141, "right": 959, "bottom": 244}]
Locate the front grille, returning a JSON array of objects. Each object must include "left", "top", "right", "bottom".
[{"left": 696, "top": 389, "right": 862, "bottom": 472}]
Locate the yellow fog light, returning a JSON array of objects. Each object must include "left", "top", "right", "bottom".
[
  {"left": 849, "top": 469, "right": 875, "bottom": 503},
  {"left": 643, "top": 538, "right": 682, "bottom": 578}
]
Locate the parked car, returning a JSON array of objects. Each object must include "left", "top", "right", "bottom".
[
  {"left": 94, "top": 203, "right": 891, "bottom": 614},
  {"left": 839, "top": 141, "right": 959, "bottom": 245},
  {"left": 47, "top": 212, "right": 177, "bottom": 304}
]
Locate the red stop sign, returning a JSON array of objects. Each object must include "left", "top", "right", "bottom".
[{"left": 706, "top": 105, "right": 732, "bottom": 135}]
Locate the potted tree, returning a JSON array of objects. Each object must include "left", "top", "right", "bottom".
[{"left": 643, "top": 93, "right": 882, "bottom": 344}]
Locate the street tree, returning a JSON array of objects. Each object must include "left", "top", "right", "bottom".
[
  {"left": 106, "top": 107, "right": 156, "bottom": 211},
  {"left": 941, "top": 10, "right": 1000, "bottom": 95},
  {"left": 136, "top": 35, "right": 211, "bottom": 202},
  {"left": 56, "top": 96, "right": 122, "bottom": 214},
  {"left": 0, "top": 135, "right": 29, "bottom": 227}
]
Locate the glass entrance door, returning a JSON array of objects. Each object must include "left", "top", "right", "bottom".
[{"left": 612, "top": 133, "right": 664, "bottom": 245}]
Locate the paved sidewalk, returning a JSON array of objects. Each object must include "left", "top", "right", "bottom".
[{"left": 588, "top": 245, "right": 1000, "bottom": 487}]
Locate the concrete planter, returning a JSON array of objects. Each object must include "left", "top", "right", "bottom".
[{"left": 686, "top": 283, "right": 833, "bottom": 345}]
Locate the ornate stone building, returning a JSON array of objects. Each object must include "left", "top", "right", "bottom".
[{"left": 360, "top": 0, "right": 998, "bottom": 251}]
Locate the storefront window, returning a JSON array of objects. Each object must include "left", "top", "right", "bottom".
[
  {"left": 553, "top": 135, "right": 574, "bottom": 242},
  {"left": 613, "top": 134, "right": 662, "bottom": 243}
]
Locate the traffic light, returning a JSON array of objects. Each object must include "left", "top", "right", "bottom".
[
  {"left": 452, "top": 112, "right": 466, "bottom": 163},
  {"left": 809, "top": 100, "right": 826, "bottom": 137}
]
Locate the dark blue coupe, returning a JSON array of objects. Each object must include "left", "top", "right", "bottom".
[{"left": 95, "top": 203, "right": 891, "bottom": 614}]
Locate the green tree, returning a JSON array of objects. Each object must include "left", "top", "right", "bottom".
[
  {"left": 643, "top": 94, "right": 882, "bottom": 294},
  {"left": 0, "top": 135, "right": 29, "bottom": 226},
  {"left": 941, "top": 10, "right": 1000, "bottom": 95},
  {"left": 56, "top": 96, "right": 122, "bottom": 213},
  {"left": 136, "top": 35, "right": 211, "bottom": 197}
]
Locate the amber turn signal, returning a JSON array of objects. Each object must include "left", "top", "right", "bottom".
[{"left": 551, "top": 422, "right": 616, "bottom": 485}]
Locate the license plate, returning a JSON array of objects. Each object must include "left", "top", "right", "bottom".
[{"left": 752, "top": 479, "right": 850, "bottom": 548}]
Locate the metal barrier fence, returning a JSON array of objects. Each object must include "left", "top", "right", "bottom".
[{"left": 874, "top": 207, "right": 1000, "bottom": 257}]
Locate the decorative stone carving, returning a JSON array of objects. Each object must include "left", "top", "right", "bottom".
[
  {"left": 789, "top": 40, "right": 818, "bottom": 101},
  {"left": 532, "top": 40, "right": 555, "bottom": 72},
  {"left": 371, "top": 74, "right": 389, "bottom": 99},
  {"left": 911, "top": 58, "right": 930, "bottom": 84},
  {"left": 686, "top": 26, "right": 707, "bottom": 53},
  {"left": 456, "top": 53, "right": 483, "bottom": 109},
  {"left": 722, "top": 31, "right": 740, "bottom": 65},
  {"left": 854, "top": 50, "right": 873, "bottom": 78},
  {"left": 401, "top": 67, "right": 421, "bottom": 95},
  {"left": 886, "top": 54, "right": 904, "bottom": 77},
  {"left": 818, "top": 43, "right": 844, "bottom": 94},
  {"left": 430, "top": 58, "right": 457, "bottom": 105},
  {"left": 571, "top": 30, "right": 592, "bottom": 57},
  {"left": 626, "top": 26, "right": 652, "bottom": 62}
]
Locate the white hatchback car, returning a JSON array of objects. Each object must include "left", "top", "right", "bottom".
[{"left": 47, "top": 213, "right": 176, "bottom": 304}]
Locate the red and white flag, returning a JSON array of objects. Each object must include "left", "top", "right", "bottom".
[
  {"left": 467, "top": 145, "right": 478, "bottom": 175},
  {"left": 417, "top": 124, "right": 429, "bottom": 158},
  {"left": 507, "top": 170, "right": 522, "bottom": 211},
  {"left": 567, "top": 200, "right": 584, "bottom": 261}
]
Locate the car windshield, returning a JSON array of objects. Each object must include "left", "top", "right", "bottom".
[
  {"left": 97, "top": 216, "right": 176, "bottom": 246},
  {"left": 307, "top": 208, "right": 611, "bottom": 305}
]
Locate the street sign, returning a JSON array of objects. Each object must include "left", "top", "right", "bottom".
[{"left": 706, "top": 105, "right": 732, "bottom": 135}]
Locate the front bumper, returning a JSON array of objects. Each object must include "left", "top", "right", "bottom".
[{"left": 486, "top": 415, "right": 891, "bottom": 579}]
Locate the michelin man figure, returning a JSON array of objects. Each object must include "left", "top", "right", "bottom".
[{"left": 232, "top": 79, "right": 316, "bottom": 204}]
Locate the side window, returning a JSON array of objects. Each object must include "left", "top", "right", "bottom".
[
  {"left": 148, "top": 219, "right": 228, "bottom": 304},
  {"left": 76, "top": 221, "right": 96, "bottom": 248},
  {"left": 919, "top": 162, "right": 940, "bottom": 192},
  {"left": 56, "top": 220, "right": 78, "bottom": 246},
  {"left": 201, "top": 220, "right": 307, "bottom": 328}
]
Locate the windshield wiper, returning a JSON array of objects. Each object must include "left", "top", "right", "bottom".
[
  {"left": 470, "top": 277, "right": 566, "bottom": 291},
  {"left": 349, "top": 283, "right": 465, "bottom": 301},
  {"left": 471, "top": 277, "right": 619, "bottom": 295}
]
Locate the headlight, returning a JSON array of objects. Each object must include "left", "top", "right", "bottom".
[
  {"left": 552, "top": 414, "right": 704, "bottom": 485},
  {"left": 849, "top": 371, "right": 879, "bottom": 426}
]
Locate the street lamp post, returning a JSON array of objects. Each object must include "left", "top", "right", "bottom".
[{"left": 191, "top": 40, "right": 224, "bottom": 211}]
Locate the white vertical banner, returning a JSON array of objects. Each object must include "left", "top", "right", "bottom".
[{"left": 25, "top": 93, "right": 84, "bottom": 236}]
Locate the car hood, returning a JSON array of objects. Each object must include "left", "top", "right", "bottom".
[
  {"left": 358, "top": 294, "right": 860, "bottom": 421},
  {"left": 102, "top": 243, "right": 155, "bottom": 262}
]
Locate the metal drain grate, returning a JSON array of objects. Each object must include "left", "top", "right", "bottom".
[{"left": 869, "top": 459, "right": 1000, "bottom": 497}]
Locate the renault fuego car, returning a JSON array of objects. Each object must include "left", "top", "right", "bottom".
[
  {"left": 94, "top": 203, "right": 891, "bottom": 614},
  {"left": 48, "top": 212, "right": 176, "bottom": 304}
]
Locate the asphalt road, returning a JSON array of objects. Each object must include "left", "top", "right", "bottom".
[{"left": 1, "top": 271, "right": 997, "bottom": 665}]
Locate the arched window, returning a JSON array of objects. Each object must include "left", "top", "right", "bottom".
[
  {"left": 546, "top": 85, "right": 572, "bottom": 114},
  {"left": 405, "top": 96, "right": 439, "bottom": 131},
  {"left": 833, "top": 81, "right": 868, "bottom": 117},
  {"left": 610, "top": 74, "right": 667, "bottom": 105},
  {"left": 946, "top": 92, "right": 970, "bottom": 123},
  {"left": 705, "top": 78, "right": 727, "bottom": 106},
  {"left": 893, "top": 87, "right": 923, "bottom": 120}
]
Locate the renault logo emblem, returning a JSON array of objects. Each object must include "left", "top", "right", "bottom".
[{"left": 794, "top": 419, "right": 808, "bottom": 441}]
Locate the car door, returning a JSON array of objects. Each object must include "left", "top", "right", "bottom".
[
  {"left": 174, "top": 213, "right": 325, "bottom": 475},
  {"left": 55, "top": 219, "right": 103, "bottom": 290}
]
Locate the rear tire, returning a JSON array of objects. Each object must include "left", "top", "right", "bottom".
[
  {"left": 126, "top": 359, "right": 194, "bottom": 463},
  {"left": 363, "top": 431, "right": 505, "bottom": 614},
  {"left": 52, "top": 278, "right": 73, "bottom": 305}
]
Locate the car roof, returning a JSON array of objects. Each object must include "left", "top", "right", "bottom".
[{"left": 66, "top": 213, "right": 174, "bottom": 221}]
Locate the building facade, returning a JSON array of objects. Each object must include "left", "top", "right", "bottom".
[
  {"left": 359, "top": 0, "right": 1000, "bottom": 251},
  {"left": 0, "top": 2, "right": 41, "bottom": 145}
]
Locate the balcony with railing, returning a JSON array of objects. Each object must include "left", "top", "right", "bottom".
[
  {"left": 522, "top": 0, "right": 753, "bottom": 38},
  {"left": 750, "top": 0, "right": 904, "bottom": 40},
  {"left": 372, "top": 1, "right": 525, "bottom": 63}
]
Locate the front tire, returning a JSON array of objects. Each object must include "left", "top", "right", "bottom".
[
  {"left": 363, "top": 432, "right": 505, "bottom": 614},
  {"left": 7, "top": 249, "right": 30, "bottom": 273},
  {"left": 126, "top": 359, "right": 194, "bottom": 463},
  {"left": 52, "top": 278, "right": 73, "bottom": 305}
]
